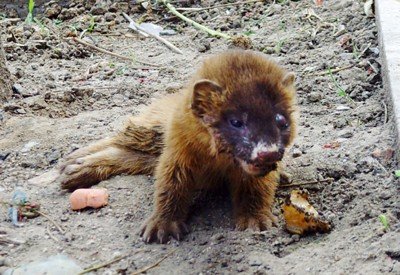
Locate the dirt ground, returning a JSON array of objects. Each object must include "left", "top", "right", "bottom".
[{"left": 1, "top": 0, "right": 400, "bottom": 274}]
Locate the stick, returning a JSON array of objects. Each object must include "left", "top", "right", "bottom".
[
  {"left": 46, "top": 225, "right": 59, "bottom": 242},
  {"left": 131, "top": 248, "right": 178, "bottom": 275},
  {"left": 309, "top": 64, "right": 354, "bottom": 76},
  {"left": 382, "top": 100, "right": 388, "bottom": 124},
  {"left": 79, "top": 254, "right": 128, "bottom": 275},
  {"left": 176, "top": 0, "right": 262, "bottom": 12},
  {"left": 122, "top": 12, "right": 183, "bottom": 54},
  {"left": 71, "top": 37, "right": 160, "bottom": 68},
  {"left": 0, "top": 236, "right": 25, "bottom": 245},
  {"left": 36, "top": 210, "right": 66, "bottom": 235},
  {"left": 280, "top": 178, "right": 334, "bottom": 188},
  {"left": 160, "top": 0, "right": 231, "bottom": 40},
  {"left": 121, "top": 12, "right": 149, "bottom": 38}
]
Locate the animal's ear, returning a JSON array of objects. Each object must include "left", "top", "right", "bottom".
[
  {"left": 191, "top": 79, "right": 224, "bottom": 124},
  {"left": 282, "top": 72, "right": 295, "bottom": 88}
]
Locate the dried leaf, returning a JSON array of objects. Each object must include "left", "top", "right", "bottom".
[{"left": 282, "top": 190, "right": 331, "bottom": 235}]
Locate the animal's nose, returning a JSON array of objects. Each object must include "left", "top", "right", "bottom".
[{"left": 256, "top": 150, "right": 283, "bottom": 163}]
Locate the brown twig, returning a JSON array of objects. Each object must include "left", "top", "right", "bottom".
[
  {"left": 280, "top": 178, "right": 334, "bottom": 188},
  {"left": 122, "top": 12, "right": 183, "bottom": 54},
  {"left": 46, "top": 225, "right": 59, "bottom": 242},
  {"left": 36, "top": 210, "right": 66, "bottom": 235},
  {"left": 79, "top": 254, "right": 129, "bottom": 275},
  {"left": 131, "top": 248, "right": 178, "bottom": 275},
  {"left": 122, "top": 12, "right": 149, "bottom": 38},
  {"left": 161, "top": 0, "right": 230, "bottom": 40},
  {"left": 308, "top": 64, "right": 354, "bottom": 76},
  {"left": 71, "top": 37, "right": 160, "bottom": 68},
  {"left": 0, "top": 236, "right": 25, "bottom": 245}
]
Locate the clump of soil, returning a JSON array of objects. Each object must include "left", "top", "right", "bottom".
[{"left": 1, "top": 0, "right": 400, "bottom": 274}]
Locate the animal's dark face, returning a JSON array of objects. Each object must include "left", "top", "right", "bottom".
[{"left": 191, "top": 75, "right": 296, "bottom": 177}]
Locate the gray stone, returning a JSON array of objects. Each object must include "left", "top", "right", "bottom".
[{"left": 308, "top": 92, "right": 322, "bottom": 102}]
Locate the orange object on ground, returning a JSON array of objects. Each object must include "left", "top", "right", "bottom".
[
  {"left": 69, "top": 188, "right": 109, "bottom": 210},
  {"left": 282, "top": 190, "right": 331, "bottom": 235}
]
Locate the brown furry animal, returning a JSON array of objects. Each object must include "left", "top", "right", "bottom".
[{"left": 58, "top": 50, "right": 297, "bottom": 243}]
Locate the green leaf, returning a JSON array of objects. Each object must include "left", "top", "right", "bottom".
[
  {"left": 28, "top": 0, "right": 35, "bottom": 13},
  {"left": 395, "top": 170, "right": 400, "bottom": 177},
  {"left": 243, "top": 30, "right": 255, "bottom": 36},
  {"left": 379, "top": 214, "right": 389, "bottom": 230}
]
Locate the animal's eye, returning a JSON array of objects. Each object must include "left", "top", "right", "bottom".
[
  {"left": 230, "top": 119, "right": 244, "bottom": 128},
  {"left": 275, "top": 114, "right": 289, "bottom": 129}
]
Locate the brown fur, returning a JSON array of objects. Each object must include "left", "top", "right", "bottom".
[{"left": 58, "top": 50, "right": 297, "bottom": 243}]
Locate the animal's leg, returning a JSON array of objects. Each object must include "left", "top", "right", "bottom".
[
  {"left": 59, "top": 146, "right": 157, "bottom": 190},
  {"left": 140, "top": 150, "right": 192, "bottom": 243},
  {"left": 231, "top": 173, "right": 278, "bottom": 231},
  {"left": 58, "top": 121, "right": 163, "bottom": 190}
]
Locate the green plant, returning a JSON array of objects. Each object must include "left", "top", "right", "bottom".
[
  {"left": 274, "top": 39, "right": 285, "bottom": 54},
  {"left": 87, "top": 15, "right": 95, "bottom": 32},
  {"left": 25, "top": 0, "right": 35, "bottom": 23},
  {"left": 243, "top": 30, "right": 255, "bottom": 36},
  {"left": 379, "top": 214, "right": 389, "bottom": 230},
  {"left": 33, "top": 18, "right": 49, "bottom": 36},
  {"left": 115, "top": 67, "right": 125, "bottom": 76},
  {"left": 328, "top": 67, "right": 347, "bottom": 97},
  {"left": 395, "top": 170, "right": 400, "bottom": 177},
  {"left": 352, "top": 40, "right": 360, "bottom": 59},
  {"left": 54, "top": 19, "right": 63, "bottom": 27},
  {"left": 278, "top": 20, "right": 287, "bottom": 31}
]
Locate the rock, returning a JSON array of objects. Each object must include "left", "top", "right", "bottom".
[
  {"left": 104, "top": 12, "right": 116, "bottom": 22},
  {"left": 308, "top": 92, "right": 322, "bottom": 102},
  {"left": 231, "top": 19, "right": 242, "bottom": 29},
  {"left": 12, "top": 83, "right": 39, "bottom": 98},
  {"left": 292, "top": 148, "right": 302, "bottom": 158},
  {"left": 44, "top": 4, "right": 62, "bottom": 19},
  {"left": 291, "top": 234, "right": 300, "bottom": 242},
  {"left": 4, "top": 104, "right": 24, "bottom": 114},
  {"left": 15, "top": 108, "right": 26, "bottom": 114},
  {"left": 91, "top": 6, "right": 107, "bottom": 15},
  {"left": 59, "top": 8, "right": 79, "bottom": 20},
  {"left": 28, "top": 98, "right": 48, "bottom": 110},
  {"left": 371, "top": 148, "right": 394, "bottom": 163},
  {"left": 198, "top": 39, "right": 211, "bottom": 53},
  {"left": 211, "top": 233, "right": 225, "bottom": 242},
  {"left": 332, "top": 117, "right": 347, "bottom": 129},
  {"left": 46, "top": 149, "right": 61, "bottom": 165},
  {"left": 337, "top": 129, "right": 353, "bottom": 138},
  {"left": 236, "top": 264, "right": 248, "bottom": 272},
  {"left": 248, "top": 255, "right": 263, "bottom": 266},
  {"left": 336, "top": 105, "right": 351, "bottom": 111},
  {"left": 23, "top": 30, "right": 32, "bottom": 39},
  {"left": 2, "top": 255, "right": 82, "bottom": 275},
  {"left": 0, "top": 257, "right": 11, "bottom": 267},
  {"left": 378, "top": 190, "right": 392, "bottom": 200},
  {"left": 112, "top": 94, "right": 125, "bottom": 105},
  {"left": 21, "top": 141, "right": 38, "bottom": 153},
  {"left": 160, "top": 29, "right": 177, "bottom": 36}
]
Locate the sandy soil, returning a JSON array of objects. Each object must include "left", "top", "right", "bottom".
[{"left": 1, "top": 0, "right": 400, "bottom": 274}]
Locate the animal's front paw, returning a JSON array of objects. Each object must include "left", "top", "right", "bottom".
[
  {"left": 140, "top": 215, "right": 189, "bottom": 244},
  {"left": 57, "top": 155, "right": 101, "bottom": 190},
  {"left": 235, "top": 213, "right": 277, "bottom": 231}
]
